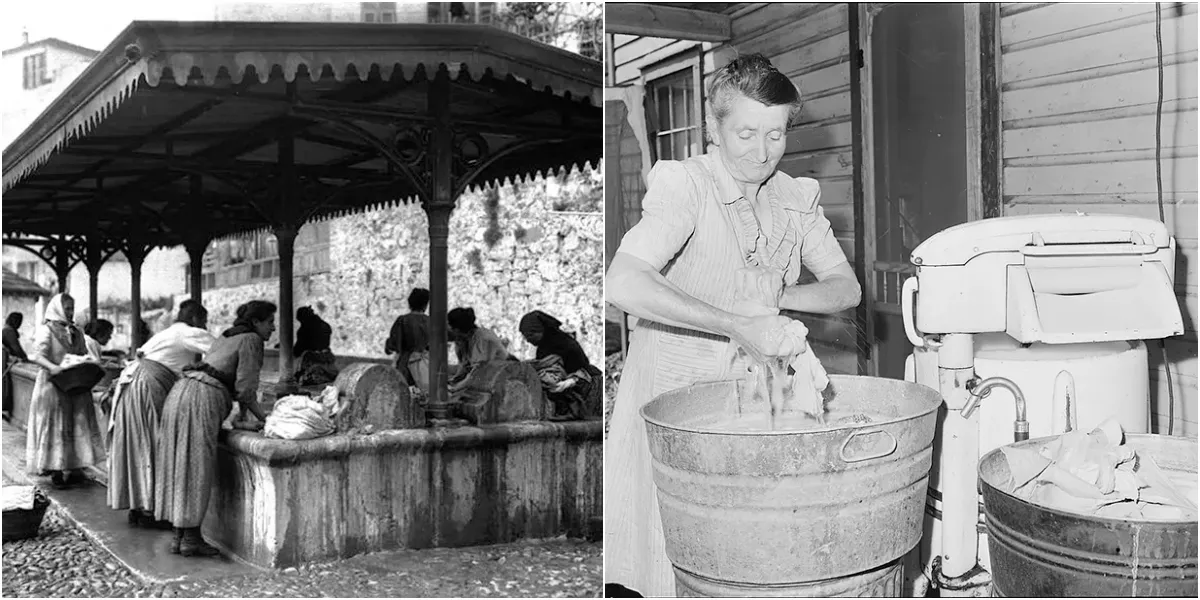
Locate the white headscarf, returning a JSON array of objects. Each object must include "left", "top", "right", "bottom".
[{"left": 43, "top": 294, "right": 69, "bottom": 325}]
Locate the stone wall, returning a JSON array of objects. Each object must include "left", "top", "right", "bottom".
[{"left": 194, "top": 171, "right": 605, "bottom": 366}]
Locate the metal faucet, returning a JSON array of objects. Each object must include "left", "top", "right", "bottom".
[{"left": 961, "top": 376, "right": 1029, "bottom": 442}]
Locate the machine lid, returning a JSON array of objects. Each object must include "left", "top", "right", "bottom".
[
  {"left": 973, "top": 332, "right": 1138, "bottom": 361},
  {"left": 910, "top": 214, "right": 1171, "bottom": 267}
]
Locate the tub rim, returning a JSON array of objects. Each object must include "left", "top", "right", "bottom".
[
  {"left": 979, "top": 432, "right": 1199, "bottom": 527},
  {"left": 639, "top": 374, "right": 942, "bottom": 437}
]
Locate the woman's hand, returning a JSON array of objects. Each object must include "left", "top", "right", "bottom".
[
  {"left": 728, "top": 314, "right": 809, "bottom": 363},
  {"left": 552, "top": 378, "right": 577, "bottom": 393},
  {"left": 47, "top": 364, "right": 63, "bottom": 376},
  {"left": 731, "top": 267, "right": 785, "bottom": 317}
]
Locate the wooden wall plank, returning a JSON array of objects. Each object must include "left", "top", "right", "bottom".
[
  {"left": 730, "top": 3, "right": 826, "bottom": 43},
  {"left": 757, "top": 32, "right": 849, "bottom": 76},
  {"left": 794, "top": 62, "right": 851, "bottom": 99},
  {"left": 787, "top": 120, "right": 853, "bottom": 154},
  {"left": 1002, "top": 59, "right": 1199, "bottom": 121},
  {"left": 778, "top": 149, "right": 854, "bottom": 180},
  {"left": 797, "top": 91, "right": 852, "bottom": 124},
  {"left": 1001, "top": 2, "right": 1168, "bottom": 48},
  {"left": 1003, "top": 111, "right": 1199, "bottom": 158},
  {"left": 1002, "top": 13, "right": 1198, "bottom": 84},
  {"left": 1003, "top": 157, "right": 1198, "bottom": 195},
  {"left": 613, "top": 36, "right": 678, "bottom": 67},
  {"left": 734, "top": 4, "right": 847, "bottom": 61}
]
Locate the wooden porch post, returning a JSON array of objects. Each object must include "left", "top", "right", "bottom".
[
  {"left": 187, "top": 241, "right": 207, "bottom": 303},
  {"left": 275, "top": 225, "right": 298, "bottom": 388},
  {"left": 85, "top": 236, "right": 103, "bottom": 323},
  {"left": 275, "top": 131, "right": 299, "bottom": 390},
  {"left": 54, "top": 240, "right": 70, "bottom": 294},
  {"left": 187, "top": 175, "right": 208, "bottom": 303},
  {"left": 424, "top": 70, "right": 455, "bottom": 417},
  {"left": 127, "top": 246, "right": 146, "bottom": 353}
]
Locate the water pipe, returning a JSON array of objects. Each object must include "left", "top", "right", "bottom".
[
  {"left": 962, "top": 376, "right": 1029, "bottom": 442},
  {"left": 935, "top": 333, "right": 981, "bottom": 585}
]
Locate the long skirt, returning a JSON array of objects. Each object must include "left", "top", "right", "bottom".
[
  {"left": 25, "top": 367, "right": 106, "bottom": 475},
  {"left": 107, "top": 359, "right": 177, "bottom": 511},
  {"left": 153, "top": 371, "right": 232, "bottom": 528},
  {"left": 605, "top": 322, "right": 745, "bottom": 597}
]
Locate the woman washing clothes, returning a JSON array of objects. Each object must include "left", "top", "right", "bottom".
[
  {"left": 604, "top": 54, "right": 862, "bottom": 597},
  {"left": 447, "top": 307, "right": 512, "bottom": 391},
  {"left": 519, "top": 311, "right": 599, "bottom": 421},
  {"left": 108, "top": 300, "right": 214, "bottom": 528},
  {"left": 292, "top": 306, "right": 338, "bottom": 386},
  {"left": 25, "top": 293, "right": 107, "bottom": 488},
  {"left": 154, "top": 300, "right": 275, "bottom": 557}
]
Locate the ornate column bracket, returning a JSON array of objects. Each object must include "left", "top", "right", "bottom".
[{"left": 82, "top": 234, "right": 123, "bottom": 322}]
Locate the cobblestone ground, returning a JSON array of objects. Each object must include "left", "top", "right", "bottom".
[{"left": 3, "top": 507, "right": 601, "bottom": 598}]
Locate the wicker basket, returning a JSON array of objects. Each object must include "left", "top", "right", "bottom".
[
  {"left": 49, "top": 362, "right": 105, "bottom": 395},
  {"left": 2, "top": 490, "right": 51, "bottom": 542}
]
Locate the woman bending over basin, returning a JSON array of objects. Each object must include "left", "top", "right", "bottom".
[
  {"left": 108, "top": 300, "right": 214, "bottom": 528},
  {"left": 154, "top": 300, "right": 275, "bottom": 557},
  {"left": 447, "top": 307, "right": 512, "bottom": 392},
  {"left": 604, "top": 53, "right": 862, "bottom": 597},
  {"left": 519, "top": 310, "right": 599, "bottom": 421}
]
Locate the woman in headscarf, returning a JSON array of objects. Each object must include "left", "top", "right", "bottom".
[
  {"left": 447, "top": 307, "right": 512, "bottom": 389},
  {"left": 154, "top": 300, "right": 275, "bottom": 557},
  {"left": 108, "top": 300, "right": 214, "bottom": 528},
  {"left": 519, "top": 311, "right": 599, "bottom": 421},
  {"left": 293, "top": 306, "right": 338, "bottom": 386},
  {"left": 25, "top": 293, "right": 106, "bottom": 488}
]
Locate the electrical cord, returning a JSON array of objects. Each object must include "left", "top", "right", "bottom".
[{"left": 1154, "top": 3, "right": 1176, "bottom": 436}]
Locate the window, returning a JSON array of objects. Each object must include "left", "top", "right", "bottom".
[
  {"left": 642, "top": 51, "right": 704, "bottom": 163},
  {"left": 190, "top": 221, "right": 332, "bottom": 292},
  {"left": 22, "top": 52, "right": 50, "bottom": 90},
  {"left": 361, "top": 2, "right": 395, "bottom": 23}
]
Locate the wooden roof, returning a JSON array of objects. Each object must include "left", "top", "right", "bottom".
[{"left": 2, "top": 21, "right": 602, "bottom": 248}]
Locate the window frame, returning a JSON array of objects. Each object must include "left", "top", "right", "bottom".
[
  {"left": 640, "top": 47, "right": 705, "bottom": 165},
  {"left": 22, "top": 52, "right": 49, "bottom": 90}
]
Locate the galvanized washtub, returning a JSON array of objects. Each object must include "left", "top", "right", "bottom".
[
  {"left": 980, "top": 434, "right": 1198, "bottom": 597},
  {"left": 641, "top": 375, "right": 941, "bottom": 597}
]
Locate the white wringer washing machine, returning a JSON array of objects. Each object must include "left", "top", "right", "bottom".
[{"left": 898, "top": 214, "right": 1184, "bottom": 596}]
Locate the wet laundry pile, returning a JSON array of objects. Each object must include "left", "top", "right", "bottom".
[
  {"left": 262, "top": 385, "right": 343, "bottom": 440},
  {"left": 1000, "top": 418, "right": 1197, "bottom": 520}
]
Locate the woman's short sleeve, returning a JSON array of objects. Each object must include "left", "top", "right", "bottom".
[
  {"left": 614, "top": 161, "right": 700, "bottom": 271},
  {"left": 786, "top": 177, "right": 850, "bottom": 277},
  {"left": 234, "top": 334, "right": 264, "bottom": 405}
]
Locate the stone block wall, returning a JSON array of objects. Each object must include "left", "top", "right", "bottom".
[{"left": 193, "top": 171, "right": 604, "bottom": 367}]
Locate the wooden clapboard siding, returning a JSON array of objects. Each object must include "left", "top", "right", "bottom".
[
  {"left": 999, "top": 2, "right": 1199, "bottom": 436},
  {"left": 610, "top": 3, "right": 860, "bottom": 374}
]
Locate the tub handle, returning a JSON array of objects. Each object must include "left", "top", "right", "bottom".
[
  {"left": 901, "top": 277, "right": 925, "bottom": 348},
  {"left": 839, "top": 429, "right": 898, "bottom": 463}
]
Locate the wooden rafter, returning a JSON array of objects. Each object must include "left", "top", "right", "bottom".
[{"left": 604, "top": 3, "right": 733, "bottom": 42}]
